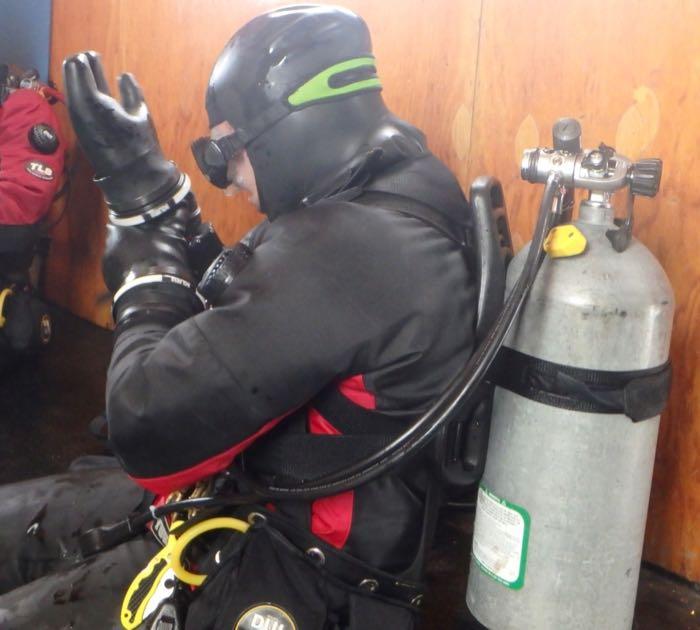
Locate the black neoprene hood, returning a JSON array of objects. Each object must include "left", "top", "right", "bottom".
[
  {"left": 205, "top": 4, "right": 409, "bottom": 218},
  {"left": 206, "top": 5, "right": 376, "bottom": 128}
]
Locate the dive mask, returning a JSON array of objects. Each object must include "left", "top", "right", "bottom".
[{"left": 191, "top": 132, "right": 245, "bottom": 189}]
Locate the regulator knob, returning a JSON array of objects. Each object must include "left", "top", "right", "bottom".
[
  {"left": 552, "top": 118, "right": 582, "bottom": 153},
  {"left": 629, "top": 158, "right": 663, "bottom": 197},
  {"left": 28, "top": 123, "right": 59, "bottom": 154}
]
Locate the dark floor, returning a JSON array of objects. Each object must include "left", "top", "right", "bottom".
[
  {"left": 2, "top": 306, "right": 699, "bottom": 629},
  {"left": 0, "top": 305, "right": 111, "bottom": 484}
]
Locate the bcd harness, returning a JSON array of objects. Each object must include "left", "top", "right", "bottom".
[{"left": 244, "top": 170, "right": 512, "bottom": 495}]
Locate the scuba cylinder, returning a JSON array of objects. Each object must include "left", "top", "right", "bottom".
[{"left": 466, "top": 120, "right": 672, "bottom": 629}]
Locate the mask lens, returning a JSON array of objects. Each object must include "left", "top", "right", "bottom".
[{"left": 191, "top": 136, "right": 232, "bottom": 189}]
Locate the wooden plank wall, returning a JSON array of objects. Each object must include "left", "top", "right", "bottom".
[{"left": 48, "top": 0, "right": 700, "bottom": 581}]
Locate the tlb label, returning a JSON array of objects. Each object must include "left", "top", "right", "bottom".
[{"left": 472, "top": 485, "right": 530, "bottom": 589}]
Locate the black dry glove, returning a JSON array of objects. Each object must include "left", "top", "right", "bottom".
[
  {"left": 102, "top": 206, "right": 225, "bottom": 323},
  {"left": 102, "top": 198, "right": 214, "bottom": 329},
  {"left": 63, "top": 51, "right": 204, "bottom": 328},
  {"left": 103, "top": 193, "right": 206, "bottom": 330},
  {"left": 102, "top": 194, "right": 200, "bottom": 294},
  {"left": 63, "top": 51, "right": 186, "bottom": 222}
]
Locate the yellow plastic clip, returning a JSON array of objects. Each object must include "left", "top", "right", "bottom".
[
  {"left": 120, "top": 516, "right": 250, "bottom": 629},
  {"left": 543, "top": 224, "right": 587, "bottom": 258},
  {"left": 0, "top": 288, "right": 14, "bottom": 328}
]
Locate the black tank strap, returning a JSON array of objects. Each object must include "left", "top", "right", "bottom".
[{"left": 491, "top": 346, "right": 671, "bottom": 422}]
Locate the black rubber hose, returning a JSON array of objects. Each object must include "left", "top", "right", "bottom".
[{"left": 249, "top": 173, "right": 564, "bottom": 500}]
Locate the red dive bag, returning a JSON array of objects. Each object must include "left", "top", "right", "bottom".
[{"left": 0, "top": 89, "right": 65, "bottom": 225}]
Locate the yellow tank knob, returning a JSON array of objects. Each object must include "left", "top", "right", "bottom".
[{"left": 543, "top": 224, "right": 587, "bottom": 258}]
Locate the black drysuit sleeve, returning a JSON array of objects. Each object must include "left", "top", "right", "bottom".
[{"left": 106, "top": 202, "right": 424, "bottom": 493}]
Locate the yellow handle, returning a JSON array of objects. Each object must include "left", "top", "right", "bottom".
[
  {"left": 0, "top": 288, "right": 13, "bottom": 328},
  {"left": 120, "top": 521, "right": 185, "bottom": 630},
  {"left": 121, "top": 516, "right": 249, "bottom": 628},
  {"left": 170, "top": 517, "right": 249, "bottom": 586},
  {"left": 120, "top": 545, "right": 173, "bottom": 629}
]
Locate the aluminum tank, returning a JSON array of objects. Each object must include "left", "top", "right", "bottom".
[{"left": 466, "top": 200, "right": 674, "bottom": 629}]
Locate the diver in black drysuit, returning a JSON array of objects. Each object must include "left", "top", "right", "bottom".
[{"left": 0, "top": 6, "right": 476, "bottom": 628}]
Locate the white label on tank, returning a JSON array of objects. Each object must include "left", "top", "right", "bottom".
[{"left": 472, "top": 485, "right": 530, "bottom": 589}]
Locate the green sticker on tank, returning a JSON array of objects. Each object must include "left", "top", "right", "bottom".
[{"left": 472, "top": 485, "right": 530, "bottom": 590}]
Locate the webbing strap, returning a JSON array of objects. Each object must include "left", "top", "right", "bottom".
[
  {"left": 312, "top": 385, "right": 406, "bottom": 435},
  {"left": 491, "top": 346, "right": 671, "bottom": 421},
  {"left": 247, "top": 433, "right": 394, "bottom": 481}
]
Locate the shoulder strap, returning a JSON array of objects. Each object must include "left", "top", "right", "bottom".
[
  {"left": 246, "top": 433, "right": 394, "bottom": 482},
  {"left": 354, "top": 190, "right": 468, "bottom": 249}
]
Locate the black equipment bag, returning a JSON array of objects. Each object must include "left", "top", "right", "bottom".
[
  {"left": 0, "top": 286, "right": 51, "bottom": 370},
  {"left": 185, "top": 511, "right": 421, "bottom": 630}
]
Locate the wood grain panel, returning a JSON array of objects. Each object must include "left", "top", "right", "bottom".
[
  {"left": 48, "top": 0, "right": 481, "bottom": 325},
  {"left": 466, "top": 0, "right": 700, "bottom": 581}
]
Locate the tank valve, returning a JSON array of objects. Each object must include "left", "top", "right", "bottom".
[{"left": 521, "top": 119, "right": 663, "bottom": 253}]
